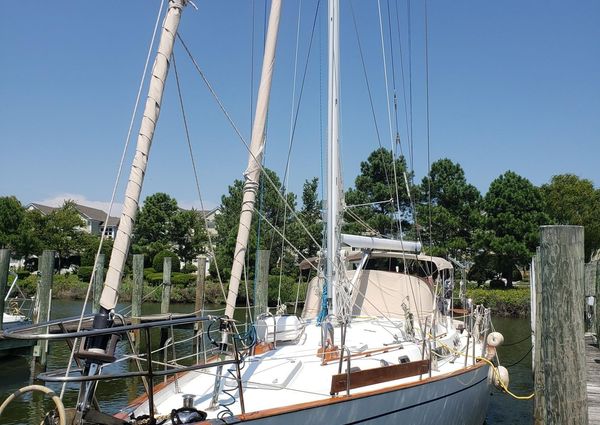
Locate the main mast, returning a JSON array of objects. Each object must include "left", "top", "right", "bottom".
[
  {"left": 224, "top": 0, "right": 282, "bottom": 319},
  {"left": 326, "top": 0, "right": 342, "bottom": 316}
]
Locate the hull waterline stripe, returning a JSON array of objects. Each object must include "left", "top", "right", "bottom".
[{"left": 232, "top": 375, "right": 488, "bottom": 424}]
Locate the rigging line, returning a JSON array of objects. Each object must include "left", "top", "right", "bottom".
[
  {"left": 348, "top": 0, "right": 384, "bottom": 151},
  {"left": 277, "top": 0, "right": 323, "bottom": 305},
  {"left": 172, "top": 53, "right": 227, "bottom": 301},
  {"left": 377, "top": 0, "right": 424, "bottom": 328},
  {"left": 392, "top": 0, "right": 423, "bottom": 250},
  {"left": 376, "top": 0, "right": 404, "bottom": 235},
  {"left": 277, "top": 0, "right": 304, "bottom": 307},
  {"left": 377, "top": 0, "right": 410, "bottom": 240},
  {"left": 254, "top": 208, "right": 320, "bottom": 274},
  {"left": 407, "top": 0, "right": 414, "bottom": 173},
  {"left": 59, "top": 0, "right": 167, "bottom": 401},
  {"left": 424, "top": 0, "right": 433, "bottom": 255},
  {"left": 387, "top": 0, "right": 419, "bottom": 239},
  {"left": 175, "top": 34, "right": 323, "bottom": 259},
  {"left": 344, "top": 208, "right": 380, "bottom": 236},
  {"left": 251, "top": 0, "right": 255, "bottom": 133},
  {"left": 505, "top": 345, "right": 533, "bottom": 368},
  {"left": 393, "top": 0, "right": 413, "bottom": 172},
  {"left": 349, "top": 0, "right": 398, "bottom": 238}
]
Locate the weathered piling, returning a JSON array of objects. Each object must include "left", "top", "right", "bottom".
[
  {"left": 161, "top": 257, "right": 172, "bottom": 315},
  {"left": 160, "top": 257, "right": 172, "bottom": 348},
  {"left": 596, "top": 262, "right": 600, "bottom": 344},
  {"left": 92, "top": 253, "right": 105, "bottom": 314},
  {"left": 195, "top": 256, "right": 207, "bottom": 318},
  {"left": 131, "top": 254, "right": 144, "bottom": 350},
  {"left": 0, "top": 249, "right": 10, "bottom": 330},
  {"left": 254, "top": 250, "right": 270, "bottom": 320},
  {"left": 34, "top": 250, "right": 55, "bottom": 374},
  {"left": 534, "top": 225, "right": 587, "bottom": 424},
  {"left": 195, "top": 255, "right": 206, "bottom": 357}
]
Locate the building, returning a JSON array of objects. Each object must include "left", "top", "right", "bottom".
[{"left": 27, "top": 203, "right": 120, "bottom": 239}]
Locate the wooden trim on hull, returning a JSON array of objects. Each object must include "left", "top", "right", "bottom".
[{"left": 195, "top": 360, "right": 489, "bottom": 424}]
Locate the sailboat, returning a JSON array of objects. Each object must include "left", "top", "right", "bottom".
[{"left": 2, "top": 1, "right": 504, "bottom": 424}]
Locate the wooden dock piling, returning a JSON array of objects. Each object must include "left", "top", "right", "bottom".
[
  {"left": 0, "top": 249, "right": 10, "bottom": 330},
  {"left": 92, "top": 253, "right": 105, "bottom": 314},
  {"left": 254, "top": 250, "right": 270, "bottom": 320},
  {"left": 534, "top": 225, "right": 587, "bottom": 424},
  {"left": 160, "top": 257, "right": 172, "bottom": 348},
  {"left": 195, "top": 255, "right": 206, "bottom": 357},
  {"left": 161, "top": 257, "right": 172, "bottom": 315},
  {"left": 131, "top": 254, "right": 144, "bottom": 350},
  {"left": 34, "top": 250, "right": 55, "bottom": 374}
]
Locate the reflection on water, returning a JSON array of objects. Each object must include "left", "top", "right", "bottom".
[
  {"left": 485, "top": 317, "right": 533, "bottom": 424},
  {"left": 0, "top": 301, "right": 533, "bottom": 424}
]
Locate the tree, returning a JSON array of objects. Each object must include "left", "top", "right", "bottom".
[
  {"left": 417, "top": 159, "right": 482, "bottom": 259},
  {"left": 344, "top": 148, "right": 413, "bottom": 237},
  {"left": 132, "top": 193, "right": 180, "bottom": 260},
  {"left": 289, "top": 177, "right": 323, "bottom": 259},
  {"left": 0, "top": 196, "right": 25, "bottom": 249},
  {"left": 478, "top": 171, "right": 549, "bottom": 286},
  {"left": 13, "top": 209, "right": 45, "bottom": 260},
  {"left": 79, "top": 234, "right": 113, "bottom": 267},
  {"left": 171, "top": 209, "right": 207, "bottom": 264},
  {"left": 541, "top": 174, "right": 600, "bottom": 261},
  {"left": 41, "top": 201, "right": 86, "bottom": 268},
  {"left": 214, "top": 168, "right": 297, "bottom": 280}
]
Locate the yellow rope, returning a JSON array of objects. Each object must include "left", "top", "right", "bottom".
[
  {"left": 429, "top": 336, "right": 535, "bottom": 400},
  {"left": 475, "top": 356, "right": 534, "bottom": 400}
]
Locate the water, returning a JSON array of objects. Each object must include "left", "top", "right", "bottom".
[{"left": 0, "top": 301, "right": 533, "bottom": 424}]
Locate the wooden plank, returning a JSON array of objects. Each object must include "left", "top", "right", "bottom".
[
  {"left": 586, "top": 335, "right": 600, "bottom": 425},
  {"left": 330, "top": 359, "right": 429, "bottom": 395}
]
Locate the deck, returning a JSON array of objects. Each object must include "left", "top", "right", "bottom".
[{"left": 586, "top": 335, "right": 600, "bottom": 424}]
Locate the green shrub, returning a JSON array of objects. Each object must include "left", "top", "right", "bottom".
[
  {"left": 181, "top": 263, "right": 197, "bottom": 274},
  {"left": 152, "top": 250, "right": 181, "bottom": 273},
  {"left": 77, "top": 266, "right": 94, "bottom": 282},
  {"left": 147, "top": 272, "right": 165, "bottom": 285},
  {"left": 267, "top": 275, "right": 300, "bottom": 306},
  {"left": 171, "top": 273, "right": 195, "bottom": 286},
  {"left": 466, "top": 287, "right": 530, "bottom": 317},
  {"left": 15, "top": 270, "right": 30, "bottom": 280},
  {"left": 143, "top": 267, "right": 156, "bottom": 279}
]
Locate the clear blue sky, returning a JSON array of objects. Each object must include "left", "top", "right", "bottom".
[{"left": 1, "top": 1, "right": 599, "bottom": 215}]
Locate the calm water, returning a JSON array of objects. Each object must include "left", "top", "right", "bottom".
[{"left": 0, "top": 301, "right": 533, "bottom": 424}]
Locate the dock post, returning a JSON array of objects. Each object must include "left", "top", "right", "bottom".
[
  {"left": 161, "top": 257, "right": 172, "bottom": 315},
  {"left": 131, "top": 254, "right": 144, "bottom": 351},
  {"left": 195, "top": 255, "right": 207, "bottom": 359},
  {"left": 535, "top": 225, "right": 587, "bottom": 424},
  {"left": 254, "top": 250, "right": 270, "bottom": 320},
  {"left": 160, "top": 257, "right": 172, "bottom": 348},
  {"left": 0, "top": 249, "right": 10, "bottom": 330},
  {"left": 596, "top": 261, "right": 600, "bottom": 346},
  {"left": 92, "top": 253, "right": 105, "bottom": 314},
  {"left": 34, "top": 250, "right": 54, "bottom": 375}
]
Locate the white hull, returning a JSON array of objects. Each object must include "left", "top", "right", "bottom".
[
  {"left": 125, "top": 319, "right": 492, "bottom": 425},
  {"left": 222, "top": 364, "right": 491, "bottom": 425}
]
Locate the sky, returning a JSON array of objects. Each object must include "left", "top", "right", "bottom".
[{"left": 1, "top": 0, "right": 599, "bottom": 217}]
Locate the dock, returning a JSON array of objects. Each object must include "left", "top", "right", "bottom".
[{"left": 587, "top": 335, "right": 600, "bottom": 424}]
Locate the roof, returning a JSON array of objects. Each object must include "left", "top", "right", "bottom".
[{"left": 27, "top": 202, "right": 119, "bottom": 226}]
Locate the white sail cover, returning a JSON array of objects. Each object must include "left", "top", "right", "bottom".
[{"left": 341, "top": 234, "right": 421, "bottom": 253}]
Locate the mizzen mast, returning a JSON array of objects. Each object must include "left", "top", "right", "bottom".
[{"left": 100, "top": 0, "right": 187, "bottom": 312}]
